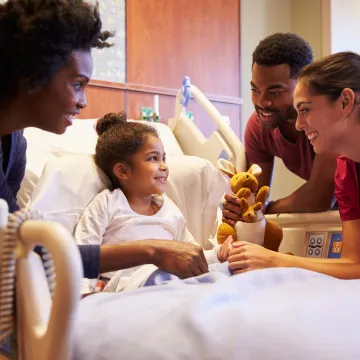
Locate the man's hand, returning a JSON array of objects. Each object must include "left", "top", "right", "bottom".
[
  {"left": 152, "top": 241, "right": 209, "bottom": 279},
  {"left": 222, "top": 194, "right": 243, "bottom": 227}
]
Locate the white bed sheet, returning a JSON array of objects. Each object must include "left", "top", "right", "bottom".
[{"left": 73, "top": 267, "right": 360, "bottom": 360}]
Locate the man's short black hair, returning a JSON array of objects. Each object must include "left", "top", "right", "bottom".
[
  {"left": 0, "top": 0, "right": 113, "bottom": 102},
  {"left": 252, "top": 33, "right": 313, "bottom": 78}
]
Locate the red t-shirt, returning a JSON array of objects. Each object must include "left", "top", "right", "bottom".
[
  {"left": 244, "top": 112, "right": 315, "bottom": 181},
  {"left": 334, "top": 156, "right": 360, "bottom": 221}
]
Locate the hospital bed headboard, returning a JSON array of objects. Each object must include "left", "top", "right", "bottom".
[
  {"left": 169, "top": 77, "right": 246, "bottom": 172},
  {"left": 0, "top": 200, "right": 82, "bottom": 360}
]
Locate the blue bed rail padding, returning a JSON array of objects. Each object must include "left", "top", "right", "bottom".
[{"left": 180, "top": 76, "right": 191, "bottom": 107}]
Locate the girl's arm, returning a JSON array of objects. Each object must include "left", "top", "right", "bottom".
[
  {"left": 74, "top": 191, "right": 110, "bottom": 293},
  {"left": 177, "top": 226, "right": 221, "bottom": 264}
]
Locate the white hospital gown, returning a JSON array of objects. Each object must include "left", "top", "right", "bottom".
[{"left": 75, "top": 189, "right": 220, "bottom": 293}]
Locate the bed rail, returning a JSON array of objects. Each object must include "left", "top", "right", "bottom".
[
  {"left": 0, "top": 200, "right": 82, "bottom": 360},
  {"left": 169, "top": 77, "right": 246, "bottom": 172}
]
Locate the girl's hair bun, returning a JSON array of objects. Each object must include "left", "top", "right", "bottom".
[{"left": 95, "top": 111, "right": 127, "bottom": 136}]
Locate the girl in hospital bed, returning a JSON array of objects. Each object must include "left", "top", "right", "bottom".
[{"left": 75, "top": 112, "right": 232, "bottom": 294}]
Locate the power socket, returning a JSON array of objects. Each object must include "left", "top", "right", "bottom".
[
  {"left": 305, "top": 233, "right": 325, "bottom": 258},
  {"left": 328, "top": 233, "right": 343, "bottom": 258}
]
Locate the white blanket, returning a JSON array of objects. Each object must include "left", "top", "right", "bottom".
[{"left": 73, "top": 268, "right": 360, "bottom": 360}]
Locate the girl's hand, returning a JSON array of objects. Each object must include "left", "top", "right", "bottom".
[
  {"left": 228, "top": 241, "right": 283, "bottom": 274},
  {"left": 217, "top": 236, "right": 234, "bottom": 262}
]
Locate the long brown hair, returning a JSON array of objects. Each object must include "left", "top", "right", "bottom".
[{"left": 298, "top": 51, "right": 360, "bottom": 102}]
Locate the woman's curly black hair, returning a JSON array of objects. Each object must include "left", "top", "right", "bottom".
[
  {"left": 0, "top": 0, "right": 114, "bottom": 102},
  {"left": 252, "top": 33, "right": 313, "bottom": 79}
]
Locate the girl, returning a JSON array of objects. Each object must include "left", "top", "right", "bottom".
[
  {"left": 228, "top": 51, "right": 360, "bottom": 279},
  {"left": 75, "top": 112, "right": 233, "bottom": 293}
]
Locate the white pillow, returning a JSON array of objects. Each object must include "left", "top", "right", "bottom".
[
  {"left": 165, "top": 156, "right": 227, "bottom": 248},
  {"left": 29, "top": 152, "right": 227, "bottom": 248},
  {"left": 29, "top": 152, "right": 109, "bottom": 234},
  {"left": 19, "top": 119, "right": 184, "bottom": 209},
  {"left": 25, "top": 118, "right": 183, "bottom": 158}
]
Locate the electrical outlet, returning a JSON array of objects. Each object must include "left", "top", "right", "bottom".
[
  {"left": 328, "top": 233, "right": 343, "bottom": 258},
  {"left": 305, "top": 233, "right": 325, "bottom": 258}
]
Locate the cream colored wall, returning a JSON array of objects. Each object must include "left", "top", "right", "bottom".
[
  {"left": 240, "top": 0, "right": 291, "bottom": 142},
  {"left": 290, "top": 0, "right": 323, "bottom": 60},
  {"left": 240, "top": 0, "right": 326, "bottom": 201},
  {"left": 271, "top": 0, "right": 327, "bottom": 200},
  {"left": 330, "top": 0, "right": 360, "bottom": 53}
]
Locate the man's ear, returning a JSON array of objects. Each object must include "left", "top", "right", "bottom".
[{"left": 113, "top": 162, "right": 130, "bottom": 180}]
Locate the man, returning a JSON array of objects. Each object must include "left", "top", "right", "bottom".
[{"left": 223, "top": 33, "right": 337, "bottom": 225}]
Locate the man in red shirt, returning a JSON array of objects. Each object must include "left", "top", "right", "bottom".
[{"left": 223, "top": 33, "right": 337, "bottom": 222}]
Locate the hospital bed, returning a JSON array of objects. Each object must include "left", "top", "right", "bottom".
[
  {"left": 0, "top": 77, "right": 346, "bottom": 359},
  {"left": 0, "top": 78, "right": 243, "bottom": 359}
]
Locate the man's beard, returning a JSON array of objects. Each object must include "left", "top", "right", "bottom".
[{"left": 256, "top": 104, "right": 297, "bottom": 129}]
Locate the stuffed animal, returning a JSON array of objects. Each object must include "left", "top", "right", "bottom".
[
  {"left": 239, "top": 198, "right": 262, "bottom": 223},
  {"left": 217, "top": 159, "right": 283, "bottom": 252}
]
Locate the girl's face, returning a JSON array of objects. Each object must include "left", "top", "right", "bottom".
[
  {"left": 117, "top": 135, "right": 168, "bottom": 196},
  {"left": 294, "top": 80, "right": 354, "bottom": 155}
]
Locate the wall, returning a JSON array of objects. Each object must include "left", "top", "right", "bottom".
[
  {"left": 240, "top": 0, "right": 294, "bottom": 200},
  {"left": 240, "top": 0, "right": 291, "bottom": 142},
  {"left": 240, "top": 0, "right": 360, "bottom": 201},
  {"left": 240, "top": 0, "right": 326, "bottom": 138},
  {"left": 90, "top": 0, "right": 126, "bottom": 83},
  {"left": 240, "top": 0, "right": 328, "bottom": 201},
  {"left": 330, "top": 0, "right": 360, "bottom": 53},
  {"left": 81, "top": 0, "right": 242, "bottom": 138},
  {"left": 125, "top": 0, "right": 241, "bottom": 137},
  {"left": 290, "top": 0, "right": 323, "bottom": 60},
  {"left": 274, "top": 0, "right": 327, "bottom": 199}
]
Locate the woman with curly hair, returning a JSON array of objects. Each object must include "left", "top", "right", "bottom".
[{"left": 0, "top": 0, "right": 208, "bottom": 294}]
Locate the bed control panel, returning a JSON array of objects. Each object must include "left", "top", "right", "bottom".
[
  {"left": 305, "top": 232, "right": 326, "bottom": 258},
  {"left": 305, "top": 232, "right": 343, "bottom": 259}
]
